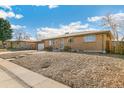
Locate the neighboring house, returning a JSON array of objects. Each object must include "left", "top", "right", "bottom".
[
  {"left": 6, "top": 40, "right": 37, "bottom": 50},
  {"left": 42, "top": 30, "right": 113, "bottom": 53}
]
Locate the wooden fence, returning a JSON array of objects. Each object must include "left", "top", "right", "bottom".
[{"left": 110, "top": 41, "right": 124, "bottom": 54}]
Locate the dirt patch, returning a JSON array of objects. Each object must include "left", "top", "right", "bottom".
[{"left": 10, "top": 52, "right": 124, "bottom": 88}]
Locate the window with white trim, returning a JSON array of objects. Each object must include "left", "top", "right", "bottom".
[{"left": 84, "top": 35, "right": 96, "bottom": 42}]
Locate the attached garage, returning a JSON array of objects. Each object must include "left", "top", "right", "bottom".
[
  {"left": 38, "top": 43, "right": 44, "bottom": 51},
  {"left": 37, "top": 41, "right": 44, "bottom": 51}
]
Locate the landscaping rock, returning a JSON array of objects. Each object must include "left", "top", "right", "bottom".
[
  {"left": 40, "top": 62, "right": 51, "bottom": 68},
  {"left": 7, "top": 52, "right": 124, "bottom": 88}
]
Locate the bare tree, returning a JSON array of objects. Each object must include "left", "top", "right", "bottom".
[
  {"left": 100, "top": 13, "right": 124, "bottom": 41},
  {"left": 99, "top": 13, "right": 124, "bottom": 54},
  {"left": 100, "top": 14, "right": 117, "bottom": 40},
  {"left": 13, "top": 30, "right": 31, "bottom": 41}
]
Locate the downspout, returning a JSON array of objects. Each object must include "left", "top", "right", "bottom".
[
  {"left": 102, "top": 34, "right": 106, "bottom": 53},
  {"left": 102, "top": 34, "right": 104, "bottom": 53}
]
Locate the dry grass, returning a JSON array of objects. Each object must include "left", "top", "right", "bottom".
[{"left": 3, "top": 52, "right": 124, "bottom": 88}]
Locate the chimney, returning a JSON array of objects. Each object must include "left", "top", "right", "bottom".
[{"left": 65, "top": 32, "right": 69, "bottom": 34}]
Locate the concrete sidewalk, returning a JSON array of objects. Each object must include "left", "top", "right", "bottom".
[
  {"left": 0, "top": 68, "right": 29, "bottom": 88},
  {"left": 0, "top": 58, "right": 69, "bottom": 88}
]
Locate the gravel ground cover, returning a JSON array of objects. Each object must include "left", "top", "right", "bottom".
[
  {"left": 5, "top": 52, "right": 124, "bottom": 87},
  {"left": 0, "top": 51, "right": 36, "bottom": 59}
]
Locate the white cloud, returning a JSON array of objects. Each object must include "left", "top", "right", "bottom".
[
  {"left": 111, "top": 13, "right": 124, "bottom": 21},
  {"left": 36, "top": 21, "right": 91, "bottom": 40},
  {"left": 0, "top": 5, "right": 23, "bottom": 19},
  {"left": 11, "top": 24, "right": 26, "bottom": 30},
  {"left": 88, "top": 16, "right": 104, "bottom": 22},
  {"left": 36, "top": 27, "right": 62, "bottom": 40},
  {"left": 0, "top": 10, "right": 23, "bottom": 19},
  {"left": 88, "top": 13, "right": 124, "bottom": 22},
  {"left": 7, "top": 11, "right": 15, "bottom": 17},
  {"left": 15, "top": 14, "right": 23, "bottom": 19},
  {"left": 60, "top": 21, "right": 89, "bottom": 31},
  {"left": 0, "top": 5, "right": 12, "bottom": 10},
  {"left": 34, "top": 5, "right": 59, "bottom": 9},
  {"left": 0, "top": 10, "right": 8, "bottom": 19},
  {"left": 48, "top": 5, "right": 58, "bottom": 9},
  {"left": 30, "top": 37, "right": 36, "bottom": 40}
]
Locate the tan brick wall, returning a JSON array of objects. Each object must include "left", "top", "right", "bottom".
[
  {"left": 44, "top": 40, "right": 49, "bottom": 48},
  {"left": 6, "top": 41, "right": 36, "bottom": 50},
  {"left": 44, "top": 33, "right": 111, "bottom": 52}
]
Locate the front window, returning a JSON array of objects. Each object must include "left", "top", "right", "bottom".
[
  {"left": 68, "top": 38, "right": 74, "bottom": 43},
  {"left": 84, "top": 35, "right": 96, "bottom": 42},
  {"left": 49, "top": 40, "right": 55, "bottom": 46}
]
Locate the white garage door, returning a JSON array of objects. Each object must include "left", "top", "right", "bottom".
[{"left": 38, "top": 43, "right": 44, "bottom": 51}]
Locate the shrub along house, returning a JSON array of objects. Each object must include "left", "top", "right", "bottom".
[{"left": 42, "top": 30, "right": 113, "bottom": 53}]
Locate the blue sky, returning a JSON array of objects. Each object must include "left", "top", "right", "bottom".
[{"left": 0, "top": 5, "right": 124, "bottom": 40}]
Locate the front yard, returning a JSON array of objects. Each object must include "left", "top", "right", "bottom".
[{"left": 0, "top": 51, "right": 124, "bottom": 88}]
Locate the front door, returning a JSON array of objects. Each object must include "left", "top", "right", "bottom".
[{"left": 60, "top": 39, "right": 64, "bottom": 49}]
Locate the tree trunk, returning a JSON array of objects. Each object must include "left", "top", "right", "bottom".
[{"left": 2, "top": 41, "right": 4, "bottom": 48}]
